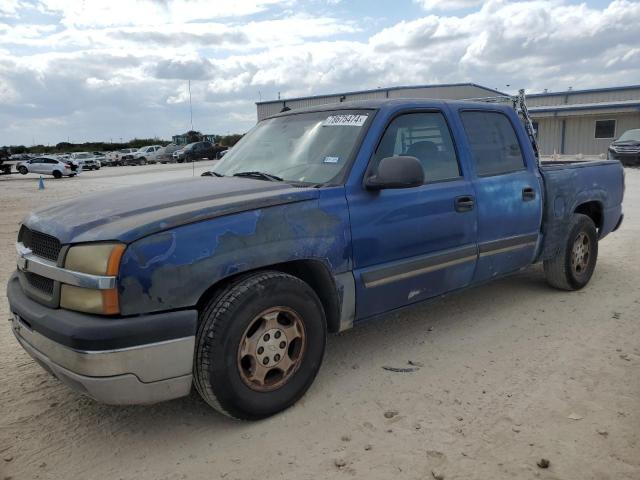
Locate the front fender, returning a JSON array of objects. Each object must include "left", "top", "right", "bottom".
[{"left": 117, "top": 197, "right": 351, "bottom": 316}]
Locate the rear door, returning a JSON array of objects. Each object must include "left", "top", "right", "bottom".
[
  {"left": 457, "top": 109, "right": 543, "bottom": 282},
  {"left": 44, "top": 158, "right": 60, "bottom": 174}
]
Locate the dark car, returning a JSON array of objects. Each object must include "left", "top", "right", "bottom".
[
  {"left": 178, "top": 141, "right": 226, "bottom": 162},
  {"left": 608, "top": 129, "right": 640, "bottom": 166}
]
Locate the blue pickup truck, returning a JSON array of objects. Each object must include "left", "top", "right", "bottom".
[{"left": 8, "top": 98, "right": 624, "bottom": 419}]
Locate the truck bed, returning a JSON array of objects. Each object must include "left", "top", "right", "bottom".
[{"left": 538, "top": 159, "right": 624, "bottom": 260}]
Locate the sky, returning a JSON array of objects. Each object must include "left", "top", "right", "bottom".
[{"left": 1, "top": 0, "right": 639, "bottom": 146}]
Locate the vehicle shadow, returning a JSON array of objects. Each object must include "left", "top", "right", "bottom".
[{"left": 64, "top": 266, "right": 552, "bottom": 426}]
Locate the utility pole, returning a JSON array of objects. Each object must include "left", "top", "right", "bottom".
[{"left": 188, "top": 80, "right": 194, "bottom": 131}]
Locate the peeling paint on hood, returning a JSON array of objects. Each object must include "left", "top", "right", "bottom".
[{"left": 22, "top": 176, "right": 319, "bottom": 244}]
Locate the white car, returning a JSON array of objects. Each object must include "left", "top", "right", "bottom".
[
  {"left": 130, "top": 145, "right": 163, "bottom": 165},
  {"left": 105, "top": 148, "right": 137, "bottom": 166},
  {"left": 70, "top": 152, "right": 101, "bottom": 170},
  {"left": 17, "top": 156, "right": 77, "bottom": 178}
]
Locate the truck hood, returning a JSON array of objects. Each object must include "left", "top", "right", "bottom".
[{"left": 22, "top": 177, "right": 319, "bottom": 244}]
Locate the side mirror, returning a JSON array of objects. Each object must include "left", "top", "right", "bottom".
[{"left": 364, "top": 156, "right": 424, "bottom": 190}]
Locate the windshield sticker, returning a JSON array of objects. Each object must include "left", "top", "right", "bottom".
[
  {"left": 323, "top": 156, "right": 340, "bottom": 164},
  {"left": 323, "top": 114, "right": 368, "bottom": 127}
]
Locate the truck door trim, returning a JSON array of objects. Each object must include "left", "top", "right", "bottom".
[
  {"left": 361, "top": 244, "right": 477, "bottom": 288},
  {"left": 478, "top": 233, "right": 538, "bottom": 258}
]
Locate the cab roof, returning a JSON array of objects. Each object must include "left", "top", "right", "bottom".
[{"left": 267, "top": 98, "right": 514, "bottom": 120}]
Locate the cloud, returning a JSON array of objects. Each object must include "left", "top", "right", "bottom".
[
  {"left": 414, "top": 0, "right": 483, "bottom": 11},
  {"left": 36, "top": 0, "right": 294, "bottom": 26},
  {"left": 1, "top": 0, "right": 640, "bottom": 146}
]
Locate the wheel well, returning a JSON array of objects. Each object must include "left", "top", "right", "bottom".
[
  {"left": 574, "top": 201, "right": 603, "bottom": 232},
  {"left": 196, "top": 260, "right": 342, "bottom": 333}
]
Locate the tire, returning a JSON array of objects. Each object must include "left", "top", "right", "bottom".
[
  {"left": 194, "top": 271, "right": 326, "bottom": 420},
  {"left": 52, "top": 170, "right": 62, "bottom": 179},
  {"left": 18, "top": 166, "right": 28, "bottom": 175},
  {"left": 544, "top": 213, "right": 598, "bottom": 290}
]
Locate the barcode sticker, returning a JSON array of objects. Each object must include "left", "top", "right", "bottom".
[{"left": 323, "top": 114, "right": 368, "bottom": 127}]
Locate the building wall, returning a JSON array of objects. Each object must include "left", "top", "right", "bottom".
[
  {"left": 534, "top": 112, "right": 640, "bottom": 155},
  {"left": 528, "top": 86, "right": 640, "bottom": 155},
  {"left": 256, "top": 84, "right": 503, "bottom": 121}
]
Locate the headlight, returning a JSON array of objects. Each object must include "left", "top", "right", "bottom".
[{"left": 60, "top": 243, "right": 125, "bottom": 315}]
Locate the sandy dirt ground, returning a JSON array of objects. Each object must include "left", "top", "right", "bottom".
[{"left": 1, "top": 164, "right": 639, "bottom": 480}]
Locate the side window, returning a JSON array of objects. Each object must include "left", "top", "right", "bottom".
[
  {"left": 45, "top": 159, "right": 58, "bottom": 164},
  {"left": 372, "top": 112, "right": 461, "bottom": 184},
  {"left": 460, "top": 111, "right": 525, "bottom": 177}
]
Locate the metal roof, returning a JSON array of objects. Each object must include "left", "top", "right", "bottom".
[
  {"left": 529, "top": 99, "right": 640, "bottom": 113},
  {"left": 256, "top": 83, "right": 508, "bottom": 105},
  {"left": 528, "top": 84, "right": 640, "bottom": 98}
]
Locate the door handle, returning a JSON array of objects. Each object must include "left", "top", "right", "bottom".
[
  {"left": 455, "top": 195, "right": 475, "bottom": 212},
  {"left": 522, "top": 187, "right": 536, "bottom": 201}
]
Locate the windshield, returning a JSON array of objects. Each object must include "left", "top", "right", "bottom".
[
  {"left": 213, "top": 110, "right": 371, "bottom": 184},
  {"left": 618, "top": 129, "right": 640, "bottom": 142}
]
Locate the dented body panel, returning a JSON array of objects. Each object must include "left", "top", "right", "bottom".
[{"left": 118, "top": 187, "right": 352, "bottom": 316}]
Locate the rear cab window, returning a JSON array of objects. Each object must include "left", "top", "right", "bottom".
[{"left": 460, "top": 111, "right": 526, "bottom": 177}]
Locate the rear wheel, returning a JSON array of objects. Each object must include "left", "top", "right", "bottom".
[
  {"left": 52, "top": 170, "right": 62, "bottom": 179},
  {"left": 544, "top": 213, "right": 598, "bottom": 290},
  {"left": 194, "top": 271, "right": 326, "bottom": 420}
]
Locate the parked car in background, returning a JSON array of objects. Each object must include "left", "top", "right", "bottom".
[
  {"left": 173, "top": 141, "right": 225, "bottom": 162},
  {"left": 16, "top": 156, "right": 77, "bottom": 178},
  {"left": 156, "top": 143, "right": 182, "bottom": 163},
  {"left": 70, "top": 152, "right": 101, "bottom": 170},
  {"left": 608, "top": 129, "right": 640, "bottom": 166},
  {"left": 10, "top": 153, "right": 32, "bottom": 161},
  {"left": 106, "top": 148, "right": 136, "bottom": 166},
  {"left": 128, "top": 145, "right": 163, "bottom": 165}
]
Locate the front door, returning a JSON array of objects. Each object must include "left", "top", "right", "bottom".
[
  {"left": 29, "top": 159, "right": 46, "bottom": 174},
  {"left": 457, "top": 109, "right": 543, "bottom": 282},
  {"left": 348, "top": 110, "right": 478, "bottom": 320}
]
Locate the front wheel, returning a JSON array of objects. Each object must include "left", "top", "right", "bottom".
[
  {"left": 544, "top": 213, "right": 598, "bottom": 290},
  {"left": 194, "top": 271, "right": 326, "bottom": 420},
  {"left": 18, "top": 166, "right": 28, "bottom": 175}
]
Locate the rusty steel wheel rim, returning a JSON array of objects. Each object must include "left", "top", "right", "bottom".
[
  {"left": 237, "top": 306, "right": 306, "bottom": 392},
  {"left": 571, "top": 231, "right": 590, "bottom": 276}
]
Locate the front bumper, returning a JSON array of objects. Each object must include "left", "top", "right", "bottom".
[
  {"left": 7, "top": 273, "right": 197, "bottom": 405},
  {"left": 608, "top": 152, "right": 640, "bottom": 166}
]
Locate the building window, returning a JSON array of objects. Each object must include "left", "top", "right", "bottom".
[{"left": 595, "top": 120, "right": 616, "bottom": 139}]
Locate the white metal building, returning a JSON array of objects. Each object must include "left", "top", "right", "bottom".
[
  {"left": 255, "top": 83, "right": 640, "bottom": 156},
  {"left": 255, "top": 83, "right": 506, "bottom": 121},
  {"left": 527, "top": 85, "right": 640, "bottom": 156}
]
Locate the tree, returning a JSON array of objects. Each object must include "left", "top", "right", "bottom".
[{"left": 186, "top": 130, "right": 202, "bottom": 143}]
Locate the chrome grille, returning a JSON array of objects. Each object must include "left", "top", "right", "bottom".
[
  {"left": 614, "top": 146, "right": 640, "bottom": 154},
  {"left": 18, "top": 226, "right": 62, "bottom": 262},
  {"left": 24, "top": 272, "right": 55, "bottom": 295}
]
